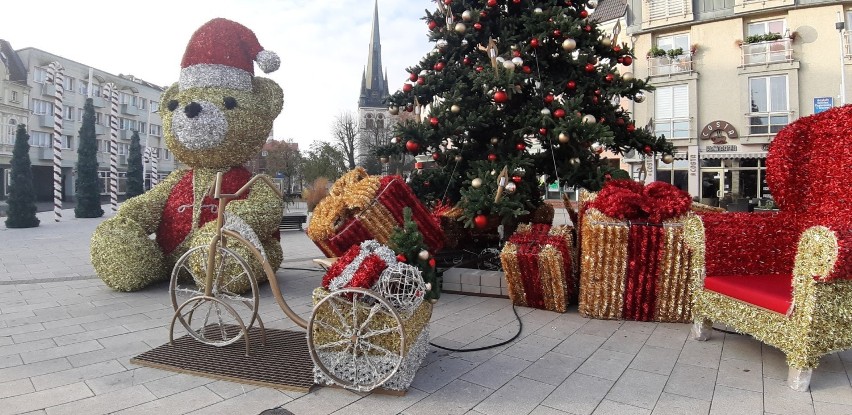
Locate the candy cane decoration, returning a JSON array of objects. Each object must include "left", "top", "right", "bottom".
[
  {"left": 151, "top": 153, "right": 159, "bottom": 186},
  {"left": 47, "top": 62, "right": 64, "bottom": 222},
  {"left": 104, "top": 83, "right": 119, "bottom": 212},
  {"left": 143, "top": 147, "right": 151, "bottom": 188}
]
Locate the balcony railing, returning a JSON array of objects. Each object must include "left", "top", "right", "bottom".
[
  {"left": 648, "top": 53, "right": 694, "bottom": 76},
  {"left": 741, "top": 38, "right": 793, "bottom": 66},
  {"left": 746, "top": 111, "right": 791, "bottom": 135}
]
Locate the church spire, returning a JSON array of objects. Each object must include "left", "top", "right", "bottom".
[{"left": 359, "top": 0, "right": 388, "bottom": 108}]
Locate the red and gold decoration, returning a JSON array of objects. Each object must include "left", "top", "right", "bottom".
[
  {"left": 500, "top": 223, "right": 576, "bottom": 313},
  {"left": 307, "top": 168, "right": 444, "bottom": 258},
  {"left": 578, "top": 180, "right": 694, "bottom": 322}
]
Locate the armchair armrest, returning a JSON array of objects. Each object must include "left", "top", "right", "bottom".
[{"left": 794, "top": 225, "right": 851, "bottom": 282}]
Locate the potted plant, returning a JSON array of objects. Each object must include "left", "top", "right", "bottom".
[
  {"left": 667, "top": 47, "right": 684, "bottom": 59},
  {"left": 647, "top": 46, "right": 667, "bottom": 58}
]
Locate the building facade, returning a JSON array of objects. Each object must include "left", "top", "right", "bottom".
[
  {"left": 625, "top": 0, "right": 850, "bottom": 207},
  {"left": 0, "top": 44, "right": 170, "bottom": 202}
]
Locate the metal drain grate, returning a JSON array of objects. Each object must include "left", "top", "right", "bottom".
[{"left": 131, "top": 326, "right": 315, "bottom": 393}]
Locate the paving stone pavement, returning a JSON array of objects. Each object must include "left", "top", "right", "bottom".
[{"left": 2, "top": 205, "right": 852, "bottom": 414}]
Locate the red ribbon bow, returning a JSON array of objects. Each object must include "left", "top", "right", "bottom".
[{"left": 590, "top": 180, "right": 692, "bottom": 223}]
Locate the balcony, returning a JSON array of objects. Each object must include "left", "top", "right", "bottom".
[
  {"left": 38, "top": 114, "right": 54, "bottom": 129},
  {"left": 41, "top": 83, "right": 56, "bottom": 97},
  {"left": 648, "top": 53, "right": 694, "bottom": 76},
  {"left": 95, "top": 124, "right": 106, "bottom": 136},
  {"left": 120, "top": 103, "right": 139, "bottom": 117},
  {"left": 745, "top": 111, "right": 792, "bottom": 137},
  {"left": 741, "top": 38, "right": 793, "bottom": 66},
  {"left": 92, "top": 96, "right": 106, "bottom": 108}
]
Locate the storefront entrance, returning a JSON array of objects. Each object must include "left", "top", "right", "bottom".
[{"left": 700, "top": 168, "right": 729, "bottom": 207}]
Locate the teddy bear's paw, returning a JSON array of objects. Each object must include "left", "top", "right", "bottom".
[{"left": 91, "top": 216, "right": 166, "bottom": 292}]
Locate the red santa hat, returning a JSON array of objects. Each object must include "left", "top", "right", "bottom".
[{"left": 179, "top": 18, "right": 280, "bottom": 91}]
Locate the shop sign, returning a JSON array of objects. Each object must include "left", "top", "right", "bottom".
[
  {"left": 688, "top": 145, "right": 699, "bottom": 197},
  {"left": 814, "top": 97, "right": 833, "bottom": 114},
  {"left": 705, "top": 145, "right": 738, "bottom": 152},
  {"left": 700, "top": 120, "right": 738, "bottom": 144}
]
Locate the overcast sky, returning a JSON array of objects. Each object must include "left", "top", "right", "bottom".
[{"left": 4, "top": 0, "right": 435, "bottom": 151}]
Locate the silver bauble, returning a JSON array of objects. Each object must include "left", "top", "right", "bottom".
[
  {"left": 472, "top": 178, "right": 483, "bottom": 188},
  {"left": 534, "top": 7, "right": 543, "bottom": 14},
  {"left": 455, "top": 154, "right": 463, "bottom": 162},
  {"left": 512, "top": 57, "right": 524, "bottom": 66},
  {"left": 505, "top": 182, "right": 517, "bottom": 193},
  {"left": 502, "top": 60, "right": 516, "bottom": 71},
  {"left": 541, "top": 108, "right": 552, "bottom": 116},
  {"left": 569, "top": 157, "right": 581, "bottom": 166},
  {"left": 490, "top": 137, "right": 500, "bottom": 145},
  {"left": 391, "top": 137, "right": 399, "bottom": 144},
  {"left": 462, "top": 10, "right": 473, "bottom": 21},
  {"left": 588, "top": 0, "right": 598, "bottom": 8},
  {"left": 562, "top": 38, "right": 577, "bottom": 51},
  {"left": 455, "top": 23, "right": 467, "bottom": 33},
  {"left": 418, "top": 250, "right": 430, "bottom": 260},
  {"left": 634, "top": 92, "right": 646, "bottom": 103},
  {"left": 436, "top": 39, "right": 449, "bottom": 51},
  {"left": 582, "top": 114, "right": 597, "bottom": 124}
]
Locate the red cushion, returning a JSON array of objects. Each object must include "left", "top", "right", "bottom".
[{"left": 703, "top": 274, "right": 793, "bottom": 315}]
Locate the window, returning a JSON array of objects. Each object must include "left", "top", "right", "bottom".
[
  {"left": 647, "top": 0, "right": 687, "bottom": 21},
  {"left": 95, "top": 112, "right": 104, "bottom": 125},
  {"left": 164, "top": 149, "right": 172, "bottom": 160},
  {"left": 149, "top": 124, "right": 162, "bottom": 136},
  {"left": 77, "top": 108, "right": 84, "bottom": 122},
  {"left": 376, "top": 114, "right": 385, "bottom": 129},
  {"left": 3, "top": 119, "right": 16, "bottom": 145},
  {"left": 120, "top": 92, "right": 131, "bottom": 105},
  {"left": 33, "top": 67, "right": 48, "bottom": 83},
  {"left": 365, "top": 114, "right": 375, "bottom": 130},
  {"left": 138, "top": 98, "right": 146, "bottom": 110},
  {"left": 92, "top": 84, "right": 102, "bottom": 98},
  {"left": 119, "top": 117, "right": 136, "bottom": 131},
  {"left": 98, "top": 171, "right": 126, "bottom": 195},
  {"left": 10, "top": 91, "right": 19, "bottom": 103},
  {"left": 138, "top": 122, "right": 146, "bottom": 134},
  {"left": 31, "top": 99, "right": 52, "bottom": 115},
  {"left": 655, "top": 159, "right": 689, "bottom": 192},
  {"left": 747, "top": 19, "right": 785, "bottom": 38},
  {"left": 29, "top": 131, "right": 52, "bottom": 147},
  {"left": 748, "top": 75, "right": 788, "bottom": 135},
  {"left": 151, "top": 101, "right": 159, "bottom": 113},
  {"left": 63, "top": 77, "right": 75, "bottom": 93},
  {"left": 118, "top": 143, "right": 129, "bottom": 155},
  {"left": 97, "top": 139, "right": 109, "bottom": 153},
  {"left": 657, "top": 33, "right": 690, "bottom": 54},
  {"left": 62, "top": 135, "right": 73, "bottom": 149},
  {"left": 64, "top": 105, "right": 74, "bottom": 120},
  {"left": 654, "top": 84, "right": 690, "bottom": 139}
]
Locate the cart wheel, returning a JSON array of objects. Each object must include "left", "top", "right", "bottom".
[
  {"left": 170, "top": 245, "right": 259, "bottom": 346},
  {"left": 308, "top": 288, "right": 406, "bottom": 392}
]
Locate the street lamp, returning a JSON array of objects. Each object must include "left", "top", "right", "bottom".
[{"left": 838, "top": 11, "right": 847, "bottom": 106}]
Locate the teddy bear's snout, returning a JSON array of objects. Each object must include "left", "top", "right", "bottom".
[{"left": 184, "top": 102, "right": 203, "bottom": 119}]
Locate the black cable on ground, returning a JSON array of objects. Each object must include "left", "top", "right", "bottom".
[{"left": 428, "top": 304, "right": 523, "bottom": 352}]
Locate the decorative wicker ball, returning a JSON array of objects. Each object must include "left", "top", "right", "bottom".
[{"left": 374, "top": 263, "right": 426, "bottom": 317}]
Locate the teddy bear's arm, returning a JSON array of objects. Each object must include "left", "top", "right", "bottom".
[
  {"left": 222, "top": 173, "right": 284, "bottom": 235},
  {"left": 116, "top": 170, "right": 186, "bottom": 234}
]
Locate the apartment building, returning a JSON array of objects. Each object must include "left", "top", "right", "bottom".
[
  {"left": 0, "top": 43, "right": 171, "bottom": 202},
  {"left": 623, "top": 0, "right": 849, "bottom": 207}
]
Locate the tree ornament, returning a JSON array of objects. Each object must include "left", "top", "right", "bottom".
[
  {"left": 451, "top": 104, "right": 461, "bottom": 113},
  {"left": 584, "top": 63, "right": 596, "bottom": 73},
  {"left": 388, "top": 106, "right": 399, "bottom": 115},
  {"left": 493, "top": 90, "right": 509, "bottom": 103},
  {"left": 644, "top": 145, "right": 653, "bottom": 154},
  {"left": 502, "top": 60, "right": 516, "bottom": 71},
  {"left": 474, "top": 214, "right": 489, "bottom": 229},
  {"left": 622, "top": 56, "right": 633, "bottom": 66},
  {"left": 569, "top": 157, "right": 581, "bottom": 166},
  {"left": 562, "top": 38, "right": 577, "bottom": 51},
  {"left": 487, "top": 0, "right": 497, "bottom": 6},
  {"left": 443, "top": 0, "right": 451, "bottom": 4},
  {"left": 530, "top": 38, "right": 540, "bottom": 48},
  {"left": 472, "top": 178, "right": 483, "bottom": 188},
  {"left": 462, "top": 10, "right": 473, "bottom": 21},
  {"left": 488, "top": 153, "right": 498, "bottom": 162},
  {"left": 662, "top": 154, "right": 675, "bottom": 164},
  {"left": 454, "top": 154, "right": 463, "bottom": 162},
  {"left": 403, "top": 83, "right": 413, "bottom": 92},
  {"left": 600, "top": 37, "right": 611, "bottom": 46},
  {"left": 380, "top": 156, "right": 389, "bottom": 164},
  {"left": 476, "top": 65, "right": 484, "bottom": 72},
  {"left": 626, "top": 123, "right": 636, "bottom": 132},
  {"left": 522, "top": 65, "right": 532, "bottom": 74},
  {"left": 544, "top": 93, "right": 555, "bottom": 104},
  {"left": 463, "top": 56, "right": 471, "bottom": 65},
  {"left": 541, "top": 108, "right": 552, "bottom": 116},
  {"left": 417, "top": 76, "right": 426, "bottom": 85},
  {"left": 428, "top": 20, "right": 437, "bottom": 30},
  {"left": 605, "top": 73, "right": 615, "bottom": 82},
  {"left": 534, "top": 7, "right": 543, "bottom": 14},
  {"left": 566, "top": 80, "right": 577, "bottom": 90},
  {"left": 558, "top": 132, "right": 570, "bottom": 143},
  {"left": 429, "top": 258, "right": 436, "bottom": 268},
  {"left": 391, "top": 137, "right": 399, "bottom": 144},
  {"left": 490, "top": 137, "right": 500, "bottom": 145},
  {"left": 554, "top": 109, "right": 566, "bottom": 118},
  {"left": 505, "top": 182, "right": 517, "bottom": 194},
  {"left": 434, "top": 61, "right": 445, "bottom": 71},
  {"left": 408, "top": 72, "right": 417, "bottom": 81},
  {"left": 406, "top": 140, "right": 420, "bottom": 153},
  {"left": 582, "top": 114, "right": 597, "bottom": 124},
  {"left": 622, "top": 72, "right": 634, "bottom": 81},
  {"left": 474, "top": 22, "right": 483, "bottom": 31},
  {"left": 396, "top": 254, "right": 408, "bottom": 263},
  {"left": 593, "top": 144, "right": 604, "bottom": 154},
  {"left": 584, "top": 24, "right": 592, "bottom": 32},
  {"left": 539, "top": 127, "right": 548, "bottom": 135},
  {"left": 405, "top": 104, "right": 414, "bottom": 112},
  {"left": 634, "top": 92, "right": 645, "bottom": 103},
  {"left": 437, "top": 39, "right": 449, "bottom": 51},
  {"left": 516, "top": 142, "right": 526, "bottom": 151},
  {"left": 455, "top": 23, "right": 467, "bottom": 33},
  {"left": 512, "top": 57, "right": 524, "bottom": 66},
  {"left": 512, "top": 175, "right": 522, "bottom": 183},
  {"left": 418, "top": 250, "right": 430, "bottom": 261},
  {"left": 415, "top": 161, "right": 424, "bottom": 169},
  {"left": 588, "top": 0, "right": 598, "bottom": 8},
  {"left": 430, "top": 117, "right": 439, "bottom": 126},
  {"left": 579, "top": 10, "right": 588, "bottom": 18},
  {"left": 432, "top": 152, "right": 440, "bottom": 161}
]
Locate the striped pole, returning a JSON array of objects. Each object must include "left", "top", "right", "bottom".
[
  {"left": 143, "top": 147, "right": 150, "bottom": 188},
  {"left": 47, "top": 62, "right": 65, "bottom": 222},
  {"left": 151, "top": 154, "right": 159, "bottom": 186},
  {"left": 104, "top": 83, "right": 119, "bottom": 212}
]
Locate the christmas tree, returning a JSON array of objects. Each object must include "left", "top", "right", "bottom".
[
  {"left": 388, "top": 207, "right": 441, "bottom": 302},
  {"left": 381, "top": 0, "right": 672, "bottom": 229},
  {"left": 126, "top": 130, "right": 144, "bottom": 198},
  {"left": 75, "top": 98, "right": 104, "bottom": 218},
  {"left": 5, "top": 124, "right": 40, "bottom": 228}
]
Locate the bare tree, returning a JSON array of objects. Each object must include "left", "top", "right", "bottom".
[
  {"left": 264, "top": 139, "right": 302, "bottom": 195},
  {"left": 332, "top": 112, "right": 358, "bottom": 170}
]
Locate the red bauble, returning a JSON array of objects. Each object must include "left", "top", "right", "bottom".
[
  {"left": 428, "top": 20, "right": 437, "bottom": 30},
  {"left": 616, "top": 118, "right": 625, "bottom": 126},
  {"left": 539, "top": 128, "right": 548, "bottom": 135},
  {"left": 417, "top": 76, "right": 426, "bottom": 85},
  {"left": 444, "top": 0, "right": 452, "bottom": 4},
  {"left": 423, "top": 181, "right": 431, "bottom": 187},
  {"left": 512, "top": 175, "right": 522, "bottom": 183},
  {"left": 516, "top": 142, "right": 527, "bottom": 151},
  {"left": 579, "top": 10, "right": 588, "bottom": 18},
  {"left": 591, "top": 96, "right": 599, "bottom": 104},
  {"left": 402, "top": 83, "right": 413, "bottom": 92},
  {"left": 434, "top": 61, "right": 445, "bottom": 71},
  {"left": 544, "top": 93, "right": 555, "bottom": 104},
  {"left": 613, "top": 45, "right": 622, "bottom": 52},
  {"left": 406, "top": 140, "right": 420, "bottom": 153},
  {"left": 604, "top": 173, "right": 612, "bottom": 180},
  {"left": 644, "top": 145, "right": 653, "bottom": 154},
  {"left": 430, "top": 117, "right": 439, "bottom": 126},
  {"left": 405, "top": 104, "right": 414, "bottom": 112},
  {"left": 513, "top": 0, "right": 521, "bottom": 3},
  {"left": 622, "top": 56, "right": 633, "bottom": 66},
  {"left": 554, "top": 108, "right": 566, "bottom": 118},
  {"left": 566, "top": 80, "right": 577, "bottom": 90},
  {"left": 599, "top": 117, "right": 606, "bottom": 124},
  {"left": 432, "top": 152, "right": 440, "bottom": 161},
  {"left": 553, "top": 29, "right": 562, "bottom": 37},
  {"left": 595, "top": 89, "right": 602, "bottom": 96},
  {"left": 617, "top": 57, "right": 624, "bottom": 64},
  {"left": 605, "top": 74, "right": 615, "bottom": 82},
  {"left": 626, "top": 123, "right": 636, "bottom": 132},
  {"left": 463, "top": 56, "right": 471, "bottom": 65},
  {"left": 530, "top": 38, "right": 540, "bottom": 48},
  {"left": 584, "top": 24, "right": 592, "bottom": 32},
  {"left": 397, "top": 254, "right": 407, "bottom": 263},
  {"left": 522, "top": 65, "right": 532, "bottom": 74},
  {"left": 488, "top": 153, "right": 498, "bottom": 162},
  {"left": 474, "top": 214, "right": 489, "bottom": 229},
  {"left": 487, "top": 0, "right": 497, "bottom": 6},
  {"left": 428, "top": 258, "right": 437, "bottom": 268},
  {"left": 512, "top": 50, "right": 521, "bottom": 57},
  {"left": 493, "top": 90, "right": 509, "bottom": 103},
  {"left": 415, "top": 162, "right": 424, "bottom": 169},
  {"left": 474, "top": 22, "right": 483, "bottom": 30},
  {"left": 584, "top": 63, "right": 596, "bottom": 73},
  {"left": 476, "top": 65, "right": 484, "bottom": 72},
  {"left": 409, "top": 73, "right": 417, "bottom": 82}
]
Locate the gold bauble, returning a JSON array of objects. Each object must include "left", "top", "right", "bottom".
[
  {"left": 380, "top": 156, "right": 389, "bottom": 164},
  {"left": 622, "top": 72, "right": 634, "bottom": 82},
  {"left": 419, "top": 250, "right": 430, "bottom": 260},
  {"left": 388, "top": 106, "right": 399, "bottom": 115},
  {"left": 472, "top": 178, "right": 483, "bottom": 188},
  {"left": 600, "top": 37, "right": 612, "bottom": 47},
  {"left": 455, "top": 154, "right": 463, "bottom": 162},
  {"left": 451, "top": 104, "right": 461, "bottom": 113},
  {"left": 569, "top": 157, "right": 581, "bottom": 166},
  {"left": 562, "top": 38, "right": 577, "bottom": 51},
  {"left": 455, "top": 23, "right": 467, "bottom": 33},
  {"left": 462, "top": 10, "right": 473, "bottom": 21},
  {"left": 558, "top": 132, "right": 570, "bottom": 143},
  {"left": 662, "top": 154, "right": 675, "bottom": 164},
  {"left": 491, "top": 137, "right": 500, "bottom": 145}
]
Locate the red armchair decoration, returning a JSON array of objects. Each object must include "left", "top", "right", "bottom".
[{"left": 686, "top": 106, "right": 852, "bottom": 391}]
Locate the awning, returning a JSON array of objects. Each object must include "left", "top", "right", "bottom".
[{"left": 699, "top": 151, "right": 767, "bottom": 159}]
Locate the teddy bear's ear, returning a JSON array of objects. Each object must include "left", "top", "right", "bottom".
[
  {"left": 161, "top": 83, "right": 180, "bottom": 110},
  {"left": 252, "top": 77, "right": 284, "bottom": 118}
]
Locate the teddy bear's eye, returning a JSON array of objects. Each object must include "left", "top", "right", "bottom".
[
  {"left": 224, "top": 97, "right": 238, "bottom": 110},
  {"left": 167, "top": 100, "right": 179, "bottom": 111}
]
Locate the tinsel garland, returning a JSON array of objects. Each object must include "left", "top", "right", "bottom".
[
  {"left": 321, "top": 240, "right": 396, "bottom": 291},
  {"left": 591, "top": 180, "right": 692, "bottom": 223}
]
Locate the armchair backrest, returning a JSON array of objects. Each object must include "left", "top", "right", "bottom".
[{"left": 765, "top": 106, "right": 852, "bottom": 219}]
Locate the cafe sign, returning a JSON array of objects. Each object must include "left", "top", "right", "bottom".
[{"left": 700, "top": 120, "right": 738, "bottom": 144}]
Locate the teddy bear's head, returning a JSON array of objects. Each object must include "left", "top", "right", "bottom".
[{"left": 161, "top": 18, "right": 283, "bottom": 169}]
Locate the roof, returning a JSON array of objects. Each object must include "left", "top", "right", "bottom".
[
  {"left": 0, "top": 39, "right": 28, "bottom": 83},
  {"left": 590, "top": 0, "right": 627, "bottom": 23}
]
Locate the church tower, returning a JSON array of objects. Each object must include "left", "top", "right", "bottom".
[{"left": 357, "top": 0, "right": 392, "bottom": 165}]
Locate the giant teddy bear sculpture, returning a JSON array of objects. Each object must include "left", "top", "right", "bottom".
[{"left": 92, "top": 18, "right": 284, "bottom": 292}]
